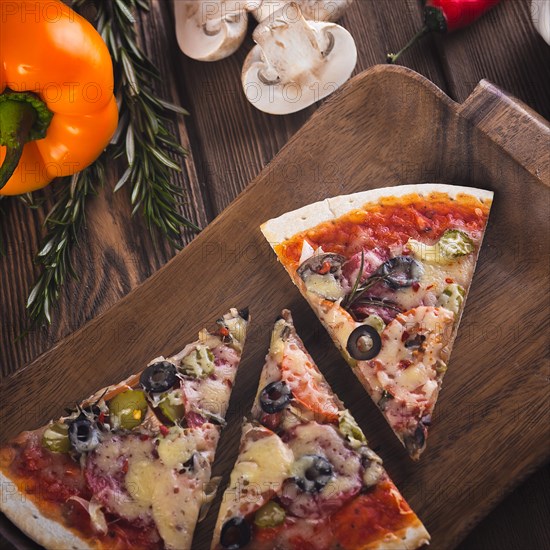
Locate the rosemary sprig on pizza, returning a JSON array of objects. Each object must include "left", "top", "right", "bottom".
[
  {"left": 212, "top": 310, "right": 430, "bottom": 550},
  {"left": 262, "top": 184, "right": 493, "bottom": 459},
  {"left": 0, "top": 308, "right": 249, "bottom": 550}
]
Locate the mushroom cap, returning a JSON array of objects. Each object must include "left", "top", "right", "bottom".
[
  {"left": 174, "top": 0, "right": 249, "bottom": 62},
  {"left": 253, "top": 0, "right": 354, "bottom": 23},
  {"left": 242, "top": 7, "right": 357, "bottom": 115}
]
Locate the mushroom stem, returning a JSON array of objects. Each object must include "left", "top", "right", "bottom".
[
  {"left": 254, "top": 4, "right": 325, "bottom": 83},
  {"left": 242, "top": 2, "right": 357, "bottom": 114},
  {"left": 175, "top": 0, "right": 254, "bottom": 61}
]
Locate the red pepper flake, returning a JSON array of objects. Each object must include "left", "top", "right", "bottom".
[
  {"left": 98, "top": 412, "right": 105, "bottom": 424},
  {"left": 371, "top": 360, "right": 383, "bottom": 372},
  {"left": 426, "top": 284, "right": 434, "bottom": 290},
  {"left": 139, "top": 434, "right": 150, "bottom": 441},
  {"left": 219, "top": 327, "right": 230, "bottom": 337},
  {"left": 401, "top": 331, "right": 410, "bottom": 342},
  {"left": 412, "top": 282, "right": 420, "bottom": 292},
  {"left": 159, "top": 425, "right": 169, "bottom": 437},
  {"left": 121, "top": 459, "right": 129, "bottom": 474},
  {"left": 318, "top": 261, "right": 331, "bottom": 275},
  {"left": 445, "top": 278, "right": 454, "bottom": 284},
  {"left": 399, "top": 360, "right": 412, "bottom": 369}
]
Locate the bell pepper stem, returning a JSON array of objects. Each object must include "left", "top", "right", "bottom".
[
  {"left": 0, "top": 92, "right": 53, "bottom": 190},
  {"left": 387, "top": 26, "right": 430, "bottom": 64},
  {"left": 0, "top": 142, "right": 27, "bottom": 191},
  {"left": 0, "top": 100, "right": 37, "bottom": 190}
]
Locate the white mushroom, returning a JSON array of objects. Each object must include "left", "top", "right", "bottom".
[
  {"left": 253, "top": 0, "right": 354, "bottom": 23},
  {"left": 175, "top": 0, "right": 261, "bottom": 61},
  {"left": 242, "top": 2, "right": 357, "bottom": 115}
]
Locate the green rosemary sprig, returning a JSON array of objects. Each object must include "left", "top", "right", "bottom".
[
  {"left": 342, "top": 250, "right": 366, "bottom": 308},
  {"left": 75, "top": 0, "right": 200, "bottom": 243},
  {"left": 24, "top": 0, "right": 197, "bottom": 326},
  {"left": 26, "top": 161, "right": 104, "bottom": 325}
]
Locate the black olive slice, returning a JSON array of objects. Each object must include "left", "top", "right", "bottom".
[
  {"left": 81, "top": 404, "right": 101, "bottom": 417},
  {"left": 259, "top": 381, "right": 292, "bottom": 414},
  {"left": 294, "top": 454, "right": 334, "bottom": 493},
  {"left": 178, "top": 453, "right": 197, "bottom": 474},
  {"left": 347, "top": 325, "right": 382, "bottom": 361},
  {"left": 140, "top": 361, "right": 178, "bottom": 394},
  {"left": 376, "top": 256, "right": 423, "bottom": 289},
  {"left": 377, "top": 389, "right": 394, "bottom": 411},
  {"left": 296, "top": 252, "right": 346, "bottom": 281},
  {"left": 404, "top": 422, "right": 427, "bottom": 458},
  {"left": 238, "top": 307, "right": 249, "bottom": 321},
  {"left": 404, "top": 334, "right": 426, "bottom": 349},
  {"left": 220, "top": 517, "right": 251, "bottom": 549},
  {"left": 68, "top": 418, "right": 99, "bottom": 453}
]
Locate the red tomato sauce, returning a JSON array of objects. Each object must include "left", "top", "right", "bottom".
[
  {"left": 2, "top": 436, "right": 162, "bottom": 549},
  {"left": 4, "top": 435, "right": 88, "bottom": 502},
  {"left": 276, "top": 192, "right": 490, "bottom": 270},
  {"left": 330, "top": 479, "right": 417, "bottom": 548},
  {"left": 248, "top": 480, "right": 420, "bottom": 550}
]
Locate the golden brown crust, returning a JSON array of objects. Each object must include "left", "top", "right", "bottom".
[{"left": 361, "top": 521, "right": 430, "bottom": 549}]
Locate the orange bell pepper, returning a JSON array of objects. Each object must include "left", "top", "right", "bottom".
[{"left": 0, "top": 0, "right": 118, "bottom": 195}]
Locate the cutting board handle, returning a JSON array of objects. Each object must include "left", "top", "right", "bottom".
[{"left": 459, "top": 80, "right": 550, "bottom": 185}]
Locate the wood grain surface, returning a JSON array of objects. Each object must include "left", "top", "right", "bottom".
[
  {"left": 1, "top": 65, "right": 549, "bottom": 549},
  {"left": 1, "top": 0, "right": 549, "bottom": 548}
]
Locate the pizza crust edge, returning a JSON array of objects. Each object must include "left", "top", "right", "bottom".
[
  {"left": 0, "top": 469, "right": 95, "bottom": 550},
  {"left": 365, "top": 522, "right": 431, "bottom": 550},
  {"left": 261, "top": 183, "right": 493, "bottom": 245}
]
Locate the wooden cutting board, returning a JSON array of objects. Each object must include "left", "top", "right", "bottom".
[{"left": 0, "top": 65, "right": 548, "bottom": 550}]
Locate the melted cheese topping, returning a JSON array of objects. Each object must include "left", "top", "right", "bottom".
[
  {"left": 313, "top": 296, "right": 455, "bottom": 430},
  {"left": 313, "top": 297, "right": 359, "bottom": 357},
  {"left": 89, "top": 427, "right": 218, "bottom": 550},
  {"left": 288, "top": 423, "right": 362, "bottom": 501},
  {"left": 373, "top": 306, "right": 453, "bottom": 399},
  {"left": 215, "top": 424, "right": 293, "bottom": 532},
  {"left": 235, "top": 434, "right": 293, "bottom": 487},
  {"left": 125, "top": 458, "right": 206, "bottom": 550}
]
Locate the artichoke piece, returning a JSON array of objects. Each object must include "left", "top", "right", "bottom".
[
  {"left": 254, "top": 501, "right": 286, "bottom": 528},
  {"left": 437, "top": 283, "right": 465, "bottom": 315},
  {"left": 408, "top": 229, "right": 474, "bottom": 264},
  {"left": 180, "top": 345, "right": 215, "bottom": 378},
  {"left": 362, "top": 314, "right": 386, "bottom": 333},
  {"left": 42, "top": 422, "right": 70, "bottom": 453},
  {"left": 338, "top": 410, "right": 367, "bottom": 448}
]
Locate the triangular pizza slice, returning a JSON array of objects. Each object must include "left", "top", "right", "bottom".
[
  {"left": 212, "top": 310, "right": 430, "bottom": 550},
  {"left": 0, "top": 308, "right": 249, "bottom": 550},
  {"left": 261, "top": 184, "right": 493, "bottom": 459}
]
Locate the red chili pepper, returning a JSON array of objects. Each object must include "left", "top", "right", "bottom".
[
  {"left": 388, "top": 0, "right": 501, "bottom": 63},
  {"left": 318, "top": 261, "right": 331, "bottom": 275},
  {"left": 159, "top": 425, "right": 170, "bottom": 437}
]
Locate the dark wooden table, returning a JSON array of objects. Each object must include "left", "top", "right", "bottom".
[{"left": 1, "top": 0, "right": 549, "bottom": 548}]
